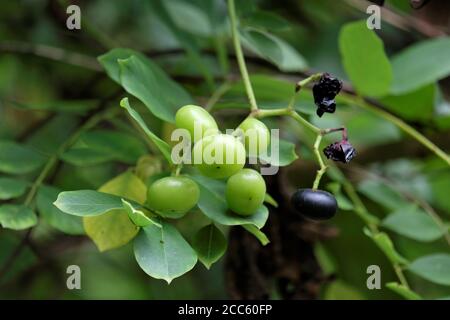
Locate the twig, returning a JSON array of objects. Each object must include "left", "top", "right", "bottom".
[
  {"left": 228, "top": 0, "right": 258, "bottom": 112},
  {"left": 205, "top": 79, "right": 233, "bottom": 112},
  {"left": 0, "top": 41, "right": 101, "bottom": 71},
  {"left": 344, "top": 0, "right": 448, "bottom": 37}
]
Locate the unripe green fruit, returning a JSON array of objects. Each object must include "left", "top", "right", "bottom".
[
  {"left": 193, "top": 134, "right": 246, "bottom": 179},
  {"left": 237, "top": 118, "right": 270, "bottom": 157},
  {"left": 226, "top": 169, "right": 266, "bottom": 216},
  {"left": 175, "top": 105, "right": 218, "bottom": 142},
  {"left": 147, "top": 176, "right": 200, "bottom": 217}
]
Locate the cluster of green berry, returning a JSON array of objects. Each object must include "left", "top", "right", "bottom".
[{"left": 146, "top": 105, "right": 270, "bottom": 218}]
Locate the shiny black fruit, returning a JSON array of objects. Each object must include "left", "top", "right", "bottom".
[{"left": 291, "top": 189, "right": 337, "bottom": 220}]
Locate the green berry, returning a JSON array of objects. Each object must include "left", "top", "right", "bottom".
[
  {"left": 193, "top": 134, "right": 246, "bottom": 179},
  {"left": 147, "top": 176, "right": 200, "bottom": 217},
  {"left": 226, "top": 169, "right": 266, "bottom": 216},
  {"left": 175, "top": 105, "right": 218, "bottom": 142},
  {"left": 237, "top": 118, "right": 270, "bottom": 157}
]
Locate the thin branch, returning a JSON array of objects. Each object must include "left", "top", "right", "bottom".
[
  {"left": 0, "top": 41, "right": 101, "bottom": 71},
  {"left": 344, "top": 0, "right": 448, "bottom": 37},
  {"left": 228, "top": 0, "right": 258, "bottom": 112}
]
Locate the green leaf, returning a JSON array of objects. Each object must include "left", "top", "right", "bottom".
[
  {"left": 134, "top": 222, "right": 198, "bottom": 283},
  {"left": 61, "top": 148, "right": 116, "bottom": 167},
  {"left": 36, "top": 186, "right": 84, "bottom": 235},
  {"left": 242, "top": 225, "right": 270, "bottom": 246},
  {"left": 83, "top": 171, "right": 148, "bottom": 252},
  {"left": 0, "top": 204, "right": 37, "bottom": 230},
  {"left": 365, "top": 229, "right": 409, "bottom": 265},
  {"left": 164, "top": 0, "right": 212, "bottom": 37},
  {"left": 357, "top": 180, "right": 405, "bottom": 210},
  {"left": 191, "top": 174, "right": 269, "bottom": 229},
  {"left": 339, "top": 20, "right": 392, "bottom": 97},
  {"left": 122, "top": 199, "right": 161, "bottom": 228},
  {"left": 79, "top": 130, "right": 147, "bottom": 164},
  {"left": 243, "top": 10, "right": 290, "bottom": 31},
  {"left": 0, "top": 140, "right": 46, "bottom": 174},
  {"left": 391, "top": 37, "right": 450, "bottom": 94},
  {"left": 259, "top": 139, "right": 298, "bottom": 167},
  {"left": 54, "top": 190, "right": 125, "bottom": 217},
  {"left": 382, "top": 204, "right": 444, "bottom": 242},
  {"left": 98, "top": 48, "right": 143, "bottom": 83},
  {"left": 192, "top": 224, "right": 227, "bottom": 269},
  {"left": 408, "top": 254, "right": 450, "bottom": 286},
  {"left": 386, "top": 282, "right": 422, "bottom": 300},
  {"left": 118, "top": 55, "right": 193, "bottom": 123},
  {"left": 380, "top": 84, "right": 435, "bottom": 121},
  {"left": 120, "top": 98, "right": 173, "bottom": 165},
  {"left": 240, "top": 28, "right": 307, "bottom": 72},
  {"left": 0, "top": 177, "right": 29, "bottom": 200},
  {"left": 99, "top": 48, "right": 193, "bottom": 122}
]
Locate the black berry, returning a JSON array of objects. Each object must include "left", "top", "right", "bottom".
[
  {"left": 312, "top": 73, "right": 343, "bottom": 118},
  {"left": 291, "top": 189, "right": 337, "bottom": 220},
  {"left": 368, "top": 0, "right": 385, "bottom": 5},
  {"left": 323, "top": 140, "right": 356, "bottom": 163}
]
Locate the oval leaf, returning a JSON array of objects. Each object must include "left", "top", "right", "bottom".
[
  {"left": 339, "top": 20, "right": 392, "bottom": 97},
  {"left": 134, "top": 222, "right": 198, "bottom": 283},
  {"left": 0, "top": 177, "right": 29, "bottom": 200},
  {"left": 118, "top": 55, "right": 193, "bottom": 123},
  {"left": 240, "top": 28, "right": 307, "bottom": 72},
  {"left": 0, "top": 141, "right": 46, "bottom": 174},
  {"left": 83, "top": 171, "right": 147, "bottom": 252},
  {"left": 54, "top": 190, "right": 125, "bottom": 217},
  {"left": 408, "top": 254, "right": 450, "bottom": 286},
  {"left": 382, "top": 204, "right": 444, "bottom": 242},
  {"left": 391, "top": 37, "right": 450, "bottom": 94},
  {"left": 192, "top": 224, "right": 227, "bottom": 269},
  {"left": 0, "top": 204, "right": 37, "bottom": 230}
]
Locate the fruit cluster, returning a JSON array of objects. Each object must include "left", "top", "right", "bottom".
[
  {"left": 291, "top": 74, "right": 354, "bottom": 221},
  {"left": 146, "top": 74, "right": 354, "bottom": 222},
  {"left": 146, "top": 105, "right": 270, "bottom": 218}
]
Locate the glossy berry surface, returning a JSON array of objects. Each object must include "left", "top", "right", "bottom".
[
  {"left": 312, "top": 73, "right": 342, "bottom": 117},
  {"left": 291, "top": 188, "right": 337, "bottom": 220},
  {"left": 193, "top": 134, "right": 246, "bottom": 179},
  {"left": 226, "top": 169, "right": 266, "bottom": 216},
  {"left": 175, "top": 105, "right": 218, "bottom": 142},
  {"left": 237, "top": 117, "right": 270, "bottom": 157},
  {"left": 147, "top": 176, "right": 200, "bottom": 217}
]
